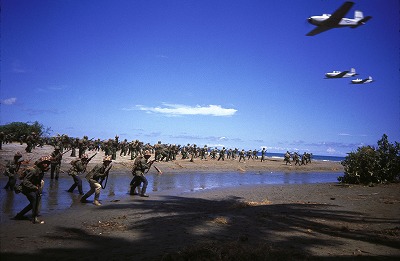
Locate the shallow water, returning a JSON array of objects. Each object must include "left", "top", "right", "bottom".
[{"left": 0, "top": 171, "right": 341, "bottom": 219}]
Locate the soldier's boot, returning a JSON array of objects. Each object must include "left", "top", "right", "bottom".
[
  {"left": 129, "top": 186, "right": 139, "bottom": 195},
  {"left": 32, "top": 216, "right": 44, "bottom": 224},
  {"left": 93, "top": 200, "right": 101, "bottom": 206},
  {"left": 80, "top": 194, "right": 89, "bottom": 203},
  {"left": 140, "top": 187, "right": 149, "bottom": 197}
]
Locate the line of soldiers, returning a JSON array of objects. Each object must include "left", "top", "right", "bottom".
[
  {"left": 284, "top": 151, "right": 313, "bottom": 166},
  {"left": 2, "top": 131, "right": 315, "bottom": 165}
]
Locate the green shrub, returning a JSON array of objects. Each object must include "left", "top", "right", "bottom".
[{"left": 339, "top": 134, "right": 400, "bottom": 184}]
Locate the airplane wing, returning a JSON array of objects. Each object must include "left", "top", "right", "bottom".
[
  {"left": 306, "top": 26, "right": 333, "bottom": 36},
  {"left": 336, "top": 71, "right": 349, "bottom": 77},
  {"left": 324, "top": 1, "right": 354, "bottom": 27}
]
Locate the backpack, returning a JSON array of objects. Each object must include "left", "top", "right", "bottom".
[{"left": 132, "top": 156, "right": 143, "bottom": 172}]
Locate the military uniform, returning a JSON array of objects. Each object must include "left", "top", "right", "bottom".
[
  {"left": 67, "top": 157, "right": 88, "bottom": 194},
  {"left": 218, "top": 147, "right": 226, "bottom": 161},
  {"left": 14, "top": 156, "right": 51, "bottom": 224},
  {"left": 239, "top": 149, "right": 246, "bottom": 162},
  {"left": 81, "top": 156, "right": 112, "bottom": 206},
  {"left": 261, "top": 148, "right": 266, "bottom": 162},
  {"left": 130, "top": 151, "right": 152, "bottom": 197},
  {"left": 4, "top": 152, "right": 23, "bottom": 190},
  {"left": 50, "top": 147, "right": 62, "bottom": 180}
]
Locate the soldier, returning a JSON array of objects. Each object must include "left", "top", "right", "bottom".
[
  {"left": 227, "top": 149, "right": 232, "bottom": 159},
  {"left": 130, "top": 150, "right": 155, "bottom": 197},
  {"left": 119, "top": 139, "right": 128, "bottom": 157},
  {"left": 253, "top": 149, "right": 259, "bottom": 160},
  {"left": 189, "top": 144, "right": 197, "bottom": 162},
  {"left": 80, "top": 156, "right": 112, "bottom": 206},
  {"left": 4, "top": 152, "right": 23, "bottom": 190},
  {"left": 246, "top": 150, "right": 253, "bottom": 160},
  {"left": 218, "top": 147, "right": 226, "bottom": 161},
  {"left": 14, "top": 156, "right": 51, "bottom": 224},
  {"left": 200, "top": 145, "right": 208, "bottom": 160},
  {"left": 67, "top": 153, "right": 96, "bottom": 194},
  {"left": 293, "top": 152, "right": 301, "bottom": 166},
  {"left": 284, "top": 151, "right": 291, "bottom": 165},
  {"left": 239, "top": 149, "right": 246, "bottom": 162},
  {"left": 111, "top": 135, "right": 119, "bottom": 160},
  {"left": 0, "top": 131, "right": 4, "bottom": 150},
  {"left": 232, "top": 148, "right": 239, "bottom": 160},
  {"left": 261, "top": 148, "right": 266, "bottom": 162},
  {"left": 25, "top": 132, "right": 37, "bottom": 153},
  {"left": 50, "top": 146, "right": 62, "bottom": 180}
]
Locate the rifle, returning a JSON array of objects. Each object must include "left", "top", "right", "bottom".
[
  {"left": 153, "top": 165, "right": 162, "bottom": 175},
  {"left": 61, "top": 149, "right": 72, "bottom": 155},
  {"left": 83, "top": 153, "right": 97, "bottom": 172},
  {"left": 86, "top": 153, "right": 97, "bottom": 163},
  {"left": 145, "top": 159, "right": 157, "bottom": 174},
  {"left": 100, "top": 165, "right": 112, "bottom": 189}
]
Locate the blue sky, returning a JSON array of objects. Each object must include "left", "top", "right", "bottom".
[{"left": 1, "top": 0, "right": 399, "bottom": 156}]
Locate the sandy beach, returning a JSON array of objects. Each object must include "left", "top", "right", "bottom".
[{"left": 1, "top": 143, "right": 399, "bottom": 260}]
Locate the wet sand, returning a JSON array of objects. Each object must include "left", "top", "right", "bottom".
[{"left": 1, "top": 143, "right": 399, "bottom": 260}]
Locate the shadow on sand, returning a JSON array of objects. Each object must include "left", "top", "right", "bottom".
[{"left": 2, "top": 194, "right": 399, "bottom": 260}]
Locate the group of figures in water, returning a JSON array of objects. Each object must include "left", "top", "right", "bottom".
[{"left": 1, "top": 133, "right": 313, "bottom": 224}]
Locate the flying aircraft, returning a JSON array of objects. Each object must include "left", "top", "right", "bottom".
[
  {"left": 306, "top": 1, "right": 372, "bottom": 36},
  {"left": 351, "top": 76, "right": 373, "bottom": 84},
  {"left": 325, "top": 68, "right": 357, "bottom": 78}
]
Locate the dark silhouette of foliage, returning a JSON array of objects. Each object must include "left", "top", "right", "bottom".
[
  {"left": 339, "top": 134, "right": 400, "bottom": 184},
  {"left": 0, "top": 121, "right": 51, "bottom": 141}
]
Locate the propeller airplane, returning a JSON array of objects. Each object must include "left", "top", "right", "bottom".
[
  {"left": 325, "top": 68, "right": 357, "bottom": 79},
  {"left": 351, "top": 76, "right": 374, "bottom": 84},
  {"left": 306, "top": 1, "right": 372, "bottom": 36}
]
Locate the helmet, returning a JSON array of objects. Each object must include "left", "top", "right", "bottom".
[
  {"left": 103, "top": 156, "right": 112, "bottom": 162},
  {"left": 144, "top": 150, "right": 151, "bottom": 157},
  {"left": 35, "top": 155, "right": 52, "bottom": 165},
  {"left": 14, "top": 152, "right": 22, "bottom": 158}
]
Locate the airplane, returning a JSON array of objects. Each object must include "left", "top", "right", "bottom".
[
  {"left": 325, "top": 68, "right": 357, "bottom": 78},
  {"left": 306, "top": 1, "right": 372, "bottom": 36},
  {"left": 351, "top": 76, "right": 373, "bottom": 84}
]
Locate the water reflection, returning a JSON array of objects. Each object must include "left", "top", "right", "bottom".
[{"left": 0, "top": 171, "right": 340, "bottom": 219}]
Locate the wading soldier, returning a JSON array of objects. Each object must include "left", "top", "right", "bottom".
[
  {"left": 4, "top": 152, "right": 23, "bottom": 190},
  {"left": 14, "top": 156, "right": 51, "bottom": 224},
  {"left": 80, "top": 156, "right": 112, "bottom": 206},
  {"left": 50, "top": 146, "right": 62, "bottom": 180},
  {"left": 67, "top": 153, "right": 96, "bottom": 195},
  {"left": 130, "top": 150, "right": 154, "bottom": 197}
]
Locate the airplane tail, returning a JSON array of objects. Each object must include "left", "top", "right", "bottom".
[
  {"left": 350, "top": 68, "right": 356, "bottom": 75},
  {"left": 351, "top": 11, "right": 372, "bottom": 28},
  {"left": 354, "top": 10, "right": 364, "bottom": 20}
]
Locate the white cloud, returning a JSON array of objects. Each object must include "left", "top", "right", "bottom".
[
  {"left": 1, "top": 97, "right": 17, "bottom": 105},
  {"left": 326, "top": 147, "right": 336, "bottom": 154},
  {"left": 133, "top": 103, "right": 237, "bottom": 117}
]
